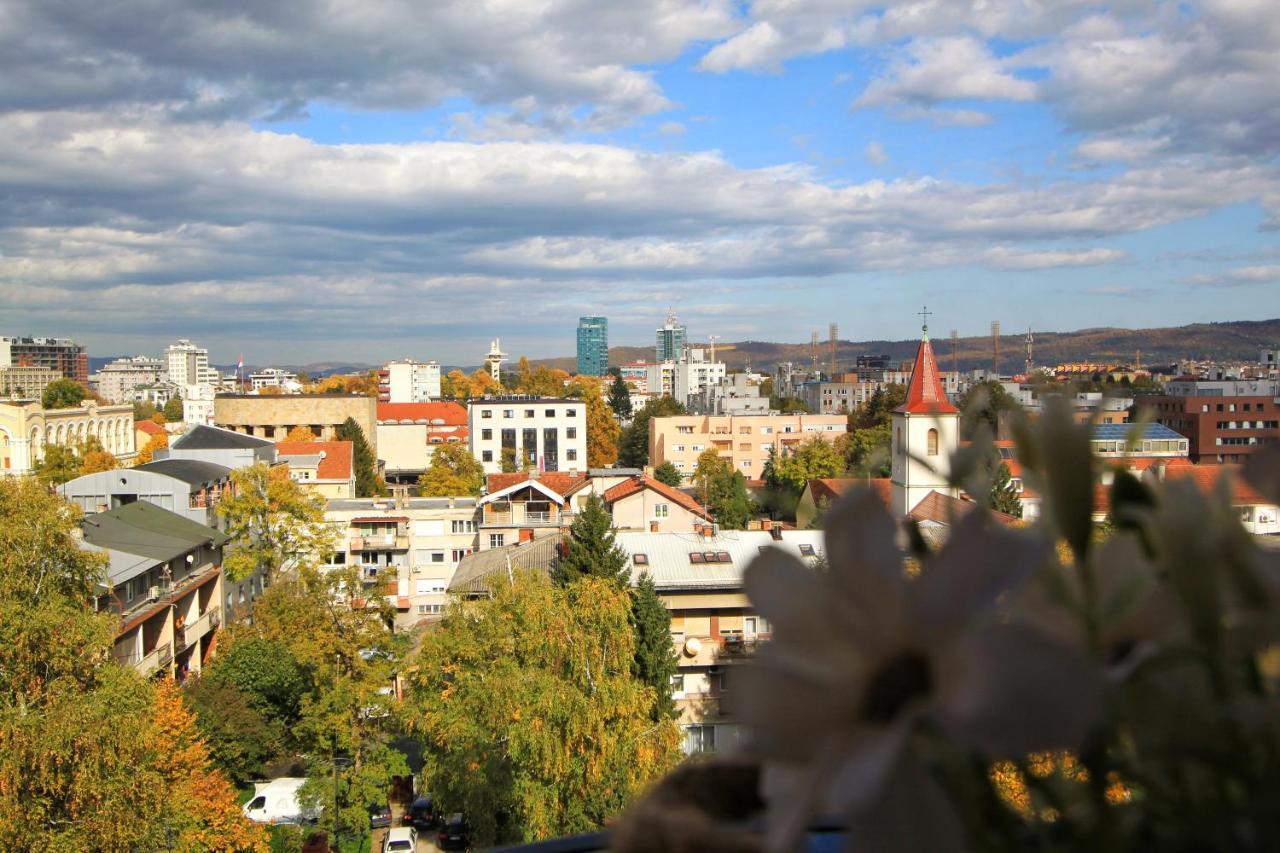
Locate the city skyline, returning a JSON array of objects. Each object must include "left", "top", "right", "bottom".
[{"left": 1, "top": 1, "right": 1278, "bottom": 362}]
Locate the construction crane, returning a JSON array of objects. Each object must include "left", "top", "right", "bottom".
[{"left": 950, "top": 329, "right": 959, "bottom": 375}]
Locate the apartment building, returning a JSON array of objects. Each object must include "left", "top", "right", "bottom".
[
  {"left": 576, "top": 316, "right": 609, "bottom": 377},
  {"left": 467, "top": 396, "right": 587, "bottom": 474},
  {"left": 165, "top": 339, "right": 221, "bottom": 390},
  {"left": 649, "top": 413, "right": 847, "bottom": 482},
  {"left": 0, "top": 365, "right": 61, "bottom": 400},
  {"left": 689, "top": 373, "right": 770, "bottom": 416},
  {"left": 1139, "top": 393, "right": 1278, "bottom": 463},
  {"left": 0, "top": 336, "right": 89, "bottom": 383},
  {"left": 249, "top": 368, "right": 299, "bottom": 392},
  {"left": 80, "top": 502, "right": 253, "bottom": 680},
  {"left": 324, "top": 496, "right": 479, "bottom": 627},
  {"left": 92, "top": 356, "right": 167, "bottom": 402},
  {"left": 276, "top": 440, "right": 356, "bottom": 499},
  {"left": 376, "top": 401, "right": 468, "bottom": 483},
  {"left": 656, "top": 311, "right": 686, "bottom": 362},
  {"left": 0, "top": 400, "right": 136, "bottom": 476},
  {"left": 379, "top": 359, "right": 441, "bottom": 403}
]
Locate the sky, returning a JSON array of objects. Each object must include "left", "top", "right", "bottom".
[{"left": 1, "top": 0, "right": 1278, "bottom": 365}]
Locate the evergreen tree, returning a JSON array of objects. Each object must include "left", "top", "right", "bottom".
[
  {"left": 618, "top": 397, "right": 685, "bottom": 469},
  {"left": 989, "top": 461, "right": 1024, "bottom": 518},
  {"left": 630, "top": 574, "right": 678, "bottom": 721},
  {"left": 162, "top": 396, "right": 184, "bottom": 422},
  {"left": 336, "top": 416, "right": 384, "bottom": 497},
  {"left": 652, "top": 461, "right": 683, "bottom": 487},
  {"left": 552, "top": 493, "right": 629, "bottom": 587},
  {"left": 608, "top": 374, "right": 633, "bottom": 420}
]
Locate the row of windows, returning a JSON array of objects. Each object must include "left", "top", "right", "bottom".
[
  {"left": 480, "top": 427, "right": 577, "bottom": 440},
  {"left": 479, "top": 408, "right": 578, "bottom": 419},
  {"left": 1217, "top": 436, "right": 1277, "bottom": 446},
  {"left": 1215, "top": 421, "right": 1279, "bottom": 431},
  {"left": 480, "top": 448, "right": 577, "bottom": 462}
]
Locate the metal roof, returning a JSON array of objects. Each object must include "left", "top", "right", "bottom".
[
  {"left": 1091, "top": 423, "right": 1186, "bottom": 441},
  {"left": 133, "top": 458, "right": 231, "bottom": 485},
  {"left": 171, "top": 424, "right": 273, "bottom": 450},
  {"left": 79, "top": 501, "right": 227, "bottom": 567},
  {"left": 617, "top": 530, "right": 826, "bottom": 591},
  {"left": 326, "top": 497, "right": 478, "bottom": 512},
  {"left": 449, "top": 536, "right": 561, "bottom": 594}
]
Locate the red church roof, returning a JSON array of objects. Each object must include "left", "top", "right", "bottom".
[{"left": 896, "top": 335, "right": 958, "bottom": 415}]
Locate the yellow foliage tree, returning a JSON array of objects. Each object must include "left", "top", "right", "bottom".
[
  {"left": 468, "top": 369, "right": 498, "bottom": 399},
  {"left": 151, "top": 411, "right": 167, "bottom": 425},
  {"left": 80, "top": 448, "right": 118, "bottom": 474},
  {"left": 136, "top": 431, "right": 169, "bottom": 464},
  {"left": 570, "top": 381, "right": 620, "bottom": 468},
  {"left": 284, "top": 425, "right": 317, "bottom": 442},
  {"left": 444, "top": 368, "right": 470, "bottom": 400}
]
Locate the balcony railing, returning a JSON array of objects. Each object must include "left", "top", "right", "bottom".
[
  {"left": 135, "top": 642, "right": 173, "bottom": 677},
  {"left": 350, "top": 535, "right": 409, "bottom": 551},
  {"left": 482, "top": 508, "right": 571, "bottom": 527}
]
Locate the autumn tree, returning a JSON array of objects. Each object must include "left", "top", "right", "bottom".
[
  {"left": 80, "top": 436, "right": 119, "bottom": 474},
  {"left": 335, "top": 417, "right": 384, "bottom": 496},
  {"left": 468, "top": 368, "right": 499, "bottom": 399},
  {"left": 216, "top": 463, "right": 333, "bottom": 582},
  {"left": 694, "top": 448, "right": 751, "bottom": 529},
  {"left": 151, "top": 410, "right": 167, "bottom": 425},
  {"left": 959, "top": 380, "right": 1021, "bottom": 439},
  {"left": 652, "top": 461, "right": 683, "bottom": 487},
  {"left": 442, "top": 368, "right": 470, "bottom": 401},
  {"left": 405, "top": 572, "right": 682, "bottom": 846},
  {"left": 0, "top": 478, "right": 263, "bottom": 851},
  {"left": 136, "top": 430, "right": 169, "bottom": 464},
  {"left": 608, "top": 374, "right": 633, "bottom": 420},
  {"left": 989, "top": 461, "right": 1024, "bottom": 518},
  {"left": 133, "top": 400, "right": 159, "bottom": 421},
  {"left": 552, "top": 493, "right": 629, "bottom": 587},
  {"left": 630, "top": 573, "right": 678, "bottom": 721},
  {"left": 617, "top": 396, "right": 685, "bottom": 469},
  {"left": 419, "top": 443, "right": 485, "bottom": 497},
  {"left": 41, "top": 377, "right": 87, "bottom": 409},
  {"left": 568, "top": 379, "right": 620, "bottom": 468},
  {"left": 284, "top": 425, "right": 318, "bottom": 442},
  {"left": 163, "top": 396, "right": 184, "bottom": 422},
  {"left": 34, "top": 443, "right": 81, "bottom": 484}
]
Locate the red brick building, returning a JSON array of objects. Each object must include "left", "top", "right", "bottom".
[{"left": 1139, "top": 395, "right": 1279, "bottom": 463}]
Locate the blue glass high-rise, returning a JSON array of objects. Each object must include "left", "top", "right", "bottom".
[{"left": 576, "top": 316, "right": 609, "bottom": 376}]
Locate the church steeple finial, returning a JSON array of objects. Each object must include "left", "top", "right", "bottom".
[{"left": 918, "top": 305, "right": 932, "bottom": 340}]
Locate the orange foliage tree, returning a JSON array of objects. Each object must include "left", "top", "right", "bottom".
[{"left": 137, "top": 431, "right": 169, "bottom": 464}]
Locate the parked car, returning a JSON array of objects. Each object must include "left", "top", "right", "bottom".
[
  {"left": 437, "top": 813, "right": 470, "bottom": 851},
  {"left": 242, "top": 777, "right": 319, "bottom": 825},
  {"left": 406, "top": 794, "right": 435, "bottom": 829},
  {"left": 383, "top": 826, "right": 417, "bottom": 852},
  {"left": 367, "top": 801, "right": 393, "bottom": 829}
]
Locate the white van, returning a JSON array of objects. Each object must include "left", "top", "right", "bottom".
[{"left": 242, "top": 777, "right": 318, "bottom": 824}]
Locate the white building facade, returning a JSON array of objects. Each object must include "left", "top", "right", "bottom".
[
  {"left": 890, "top": 330, "right": 961, "bottom": 517},
  {"left": 467, "top": 397, "right": 587, "bottom": 474},
  {"left": 165, "top": 340, "right": 221, "bottom": 392},
  {"left": 379, "top": 360, "right": 441, "bottom": 403},
  {"left": 92, "top": 356, "right": 167, "bottom": 403}
]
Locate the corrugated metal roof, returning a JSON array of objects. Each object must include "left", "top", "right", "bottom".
[
  {"left": 134, "top": 458, "right": 231, "bottom": 485},
  {"left": 172, "top": 424, "right": 273, "bottom": 449},
  {"left": 449, "top": 536, "right": 561, "bottom": 594},
  {"left": 79, "top": 501, "right": 227, "bottom": 565},
  {"left": 617, "top": 530, "right": 826, "bottom": 591}
]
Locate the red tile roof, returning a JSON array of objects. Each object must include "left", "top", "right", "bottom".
[
  {"left": 136, "top": 419, "right": 165, "bottom": 436},
  {"left": 807, "top": 477, "right": 893, "bottom": 508},
  {"left": 377, "top": 402, "right": 467, "bottom": 425},
  {"left": 909, "top": 490, "right": 1016, "bottom": 525},
  {"left": 1162, "top": 463, "right": 1270, "bottom": 506},
  {"left": 602, "top": 475, "right": 712, "bottom": 519},
  {"left": 275, "top": 440, "right": 354, "bottom": 481},
  {"left": 485, "top": 471, "right": 589, "bottom": 499},
  {"left": 896, "top": 336, "right": 959, "bottom": 415}
]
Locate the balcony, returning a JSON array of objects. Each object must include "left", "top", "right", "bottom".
[
  {"left": 177, "top": 608, "right": 219, "bottom": 650},
  {"left": 350, "top": 534, "right": 409, "bottom": 551},
  {"left": 482, "top": 506, "right": 570, "bottom": 527},
  {"left": 136, "top": 642, "right": 173, "bottom": 677}
]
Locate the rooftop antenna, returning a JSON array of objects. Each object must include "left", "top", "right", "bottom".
[
  {"left": 810, "top": 330, "right": 819, "bottom": 373},
  {"left": 828, "top": 322, "right": 839, "bottom": 376},
  {"left": 1025, "top": 327, "right": 1034, "bottom": 377},
  {"left": 991, "top": 320, "right": 1001, "bottom": 376}
]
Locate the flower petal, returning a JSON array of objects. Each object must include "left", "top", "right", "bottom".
[
  {"left": 821, "top": 722, "right": 911, "bottom": 815},
  {"left": 745, "top": 548, "right": 839, "bottom": 653},
  {"left": 822, "top": 486, "right": 909, "bottom": 637},
  {"left": 914, "top": 511, "right": 1051, "bottom": 644},
  {"left": 933, "top": 623, "right": 1102, "bottom": 756},
  {"left": 844, "top": 749, "right": 966, "bottom": 853},
  {"left": 734, "top": 656, "right": 861, "bottom": 761}
]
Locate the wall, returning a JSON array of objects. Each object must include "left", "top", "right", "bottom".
[{"left": 215, "top": 394, "right": 377, "bottom": 451}]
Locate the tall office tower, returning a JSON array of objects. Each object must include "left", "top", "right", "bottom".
[
  {"left": 0, "top": 336, "right": 89, "bottom": 383},
  {"left": 655, "top": 309, "right": 686, "bottom": 362},
  {"left": 576, "top": 316, "right": 609, "bottom": 377}
]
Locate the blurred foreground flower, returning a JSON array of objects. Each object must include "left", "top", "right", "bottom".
[{"left": 741, "top": 489, "right": 1102, "bottom": 852}]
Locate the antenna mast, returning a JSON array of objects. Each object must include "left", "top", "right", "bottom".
[
  {"left": 950, "top": 329, "right": 958, "bottom": 376},
  {"left": 828, "top": 323, "right": 838, "bottom": 377},
  {"left": 810, "top": 330, "right": 819, "bottom": 373},
  {"left": 1025, "top": 327, "right": 1034, "bottom": 377}
]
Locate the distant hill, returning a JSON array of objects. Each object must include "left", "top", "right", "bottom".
[{"left": 531, "top": 319, "right": 1280, "bottom": 374}]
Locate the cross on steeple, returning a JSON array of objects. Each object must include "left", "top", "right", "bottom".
[{"left": 918, "top": 305, "right": 932, "bottom": 337}]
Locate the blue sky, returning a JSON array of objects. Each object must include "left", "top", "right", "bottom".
[{"left": 0, "top": 0, "right": 1277, "bottom": 365}]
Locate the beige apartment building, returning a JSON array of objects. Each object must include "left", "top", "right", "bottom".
[{"left": 649, "top": 413, "right": 847, "bottom": 482}]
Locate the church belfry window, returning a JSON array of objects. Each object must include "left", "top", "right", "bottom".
[{"left": 927, "top": 428, "right": 939, "bottom": 456}]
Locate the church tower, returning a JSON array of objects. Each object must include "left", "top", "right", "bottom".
[{"left": 891, "top": 312, "right": 960, "bottom": 516}]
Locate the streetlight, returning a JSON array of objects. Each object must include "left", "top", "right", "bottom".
[{"left": 332, "top": 752, "right": 354, "bottom": 846}]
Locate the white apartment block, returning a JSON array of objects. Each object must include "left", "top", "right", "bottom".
[
  {"left": 646, "top": 349, "right": 727, "bottom": 408},
  {"left": 249, "top": 368, "right": 299, "bottom": 391},
  {"left": 467, "top": 397, "right": 587, "bottom": 475},
  {"left": 379, "top": 359, "right": 441, "bottom": 403},
  {"left": 324, "top": 496, "right": 479, "bottom": 627},
  {"left": 92, "top": 356, "right": 167, "bottom": 403},
  {"left": 165, "top": 340, "right": 221, "bottom": 392}
]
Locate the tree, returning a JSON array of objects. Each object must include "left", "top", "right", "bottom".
[
  {"left": 34, "top": 443, "right": 81, "bottom": 484},
  {"left": 216, "top": 463, "right": 332, "bottom": 583},
  {"left": 770, "top": 395, "right": 809, "bottom": 414},
  {"left": 617, "top": 397, "right": 685, "bottom": 469},
  {"left": 284, "top": 425, "right": 317, "bottom": 442},
  {"left": 335, "top": 417, "right": 384, "bottom": 497},
  {"left": 568, "top": 380, "right": 620, "bottom": 468},
  {"left": 759, "top": 377, "right": 774, "bottom": 398},
  {"left": 151, "top": 410, "right": 167, "bottom": 425},
  {"left": 552, "top": 493, "right": 630, "bottom": 587},
  {"left": 989, "top": 461, "right": 1024, "bottom": 518},
  {"left": 132, "top": 400, "right": 159, "bottom": 421},
  {"left": 419, "top": 443, "right": 486, "bottom": 497},
  {"left": 694, "top": 449, "right": 751, "bottom": 529},
  {"left": 838, "top": 421, "right": 892, "bottom": 477},
  {"left": 136, "top": 430, "right": 169, "bottom": 464},
  {"left": 207, "top": 637, "right": 311, "bottom": 725},
  {"left": 767, "top": 436, "right": 845, "bottom": 495},
  {"left": 652, "top": 461, "right": 683, "bottom": 487},
  {"left": 0, "top": 478, "right": 264, "bottom": 851},
  {"left": 80, "top": 437, "right": 119, "bottom": 474},
  {"left": 607, "top": 374, "right": 633, "bottom": 420},
  {"left": 163, "top": 397, "right": 184, "bottom": 422},
  {"left": 442, "top": 368, "right": 470, "bottom": 401},
  {"left": 41, "top": 377, "right": 87, "bottom": 409},
  {"left": 852, "top": 383, "right": 907, "bottom": 430},
  {"left": 959, "top": 380, "right": 1021, "bottom": 439},
  {"left": 405, "top": 572, "right": 682, "bottom": 846},
  {"left": 630, "top": 574, "right": 678, "bottom": 721},
  {"left": 469, "top": 368, "right": 499, "bottom": 398},
  {"left": 183, "top": 678, "right": 285, "bottom": 786}
]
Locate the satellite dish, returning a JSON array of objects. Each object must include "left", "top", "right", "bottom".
[
  {"left": 318, "top": 450, "right": 327, "bottom": 459},
  {"left": 683, "top": 637, "right": 702, "bottom": 658}
]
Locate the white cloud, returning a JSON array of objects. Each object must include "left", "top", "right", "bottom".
[
  {"left": 658, "top": 121, "right": 687, "bottom": 136},
  {"left": 983, "top": 247, "right": 1128, "bottom": 270},
  {"left": 854, "top": 37, "right": 1037, "bottom": 110},
  {"left": 865, "top": 141, "right": 888, "bottom": 164},
  {"left": 1183, "top": 265, "right": 1280, "bottom": 287}
]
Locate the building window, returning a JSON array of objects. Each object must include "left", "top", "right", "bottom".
[
  {"left": 927, "top": 429, "right": 939, "bottom": 456},
  {"left": 685, "top": 725, "right": 716, "bottom": 754},
  {"left": 799, "top": 544, "right": 816, "bottom": 556},
  {"left": 677, "top": 426, "right": 694, "bottom": 434},
  {"left": 525, "top": 409, "right": 535, "bottom": 417},
  {"left": 503, "top": 409, "right": 514, "bottom": 418},
  {"left": 670, "top": 674, "right": 685, "bottom": 696},
  {"left": 654, "top": 504, "right": 668, "bottom": 518},
  {"left": 481, "top": 410, "right": 493, "bottom": 419},
  {"left": 740, "top": 459, "right": 751, "bottom": 468},
  {"left": 482, "top": 450, "right": 493, "bottom": 462},
  {"left": 566, "top": 449, "right": 578, "bottom": 461},
  {"left": 633, "top": 553, "right": 649, "bottom": 565},
  {"left": 565, "top": 409, "right": 577, "bottom": 417},
  {"left": 431, "top": 552, "right": 445, "bottom": 563},
  {"left": 546, "top": 409, "right": 556, "bottom": 417},
  {"left": 566, "top": 427, "right": 577, "bottom": 439},
  {"left": 674, "top": 445, "right": 685, "bottom": 453},
  {"left": 452, "top": 519, "right": 475, "bottom": 533},
  {"left": 489, "top": 534, "right": 505, "bottom": 548},
  {"left": 451, "top": 548, "right": 473, "bottom": 561},
  {"left": 482, "top": 429, "right": 492, "bottom": 440}
]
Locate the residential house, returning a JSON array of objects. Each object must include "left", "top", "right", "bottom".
[
  {"left": 376, "top": 401, "right": 468, "bottom": 484},
  {"left": 601, "top": 473, "right": 712, "bottom": 532},
  {"left": 276, "top": 440, "right": 356, "bottom": 499},
  {"left": 477, "top": 471, "right": 589, "bottom": 550},
  {"left": 649, "top": 413, "right": 847, "bottom": 483}
]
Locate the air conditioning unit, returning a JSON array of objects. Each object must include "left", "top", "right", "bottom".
[{"left": 148, "top": 585, "right": 161, "bottom": 602}]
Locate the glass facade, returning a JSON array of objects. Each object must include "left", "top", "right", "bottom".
[
  {"left": 576, "top": 316, "right": 609, "bottom": 376},
  {"left": 656, "top": 318, "right": 686, "bottom": 362}
]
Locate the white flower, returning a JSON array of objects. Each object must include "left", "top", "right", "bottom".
[{"left": 740, "top": 488, "right": 1102, "bottom": 852}]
